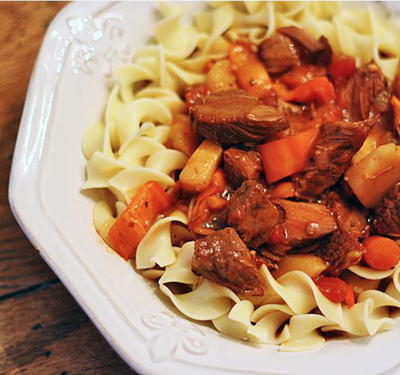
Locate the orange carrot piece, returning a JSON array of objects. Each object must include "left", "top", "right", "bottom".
[
  {"left": 258, "top": 126, "right": 320, "bottom": 183},
  {"left": 290, "top": 77, "right": 335, "bottom": 105},
  {"left": 108, "top": 181, "right": 172, "bottom": 260},
  {"left": 363, "top": 236, "right": 400, "bottom": 271},
  {"left": 280, "top": 64, "right": 326, "bottom": 89},
  {"left": 228, "top": 42, "right": 272, "bottom": 98}
]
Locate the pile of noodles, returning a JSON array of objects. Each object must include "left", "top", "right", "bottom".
[{"left": 82, "top": 2, "right": 400, "bottom": 351}]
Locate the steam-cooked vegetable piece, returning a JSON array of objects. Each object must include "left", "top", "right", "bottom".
[
  {"left": 272, "top": 254, "right": 328, "bottom": 279},
  {"left": 345, "top": 143, "right": 400, "bottom": 207},
  {"left": 363, "top": 236, "right": 400, "bottom": 270},
  {"left": 228, "top": 41, "right": 272, "bottom": 98},
  {"left": 170, "top": 114, "right": 201, "bottom": 156},
  {"left": 279, "top": 64, "right": 326, "bottom": 88},
  {"left": 289, "top": 77, "right": 335, "bottom": 105},
  {"left": 352, "top": 117, "right": 395, "bottom": 165},
  {"left": 108, "top": 181, "right": 172, "bottom": 260},
  {"left": 258, "top": 126, "right": 320, "bottom": 183},
  {"left": 179, "top": 140, "right": 223, "bottom": 193},
  {"left": 206, "top": 59, "right": 238, "bottom": 93},
  {"left": 188, "top": 169, "right": 227, "bottom": 236}
]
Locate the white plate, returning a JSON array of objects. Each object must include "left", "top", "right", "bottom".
[{"left": 9, "top": 2, "right": 400, "bottom": 375}]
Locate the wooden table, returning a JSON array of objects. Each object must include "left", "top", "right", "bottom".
[{"left": 0, "top": 3, "right": 135, "bottom": 374}]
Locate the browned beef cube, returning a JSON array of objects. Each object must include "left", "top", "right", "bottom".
[
  {"left": 259, "top": 34, "right": 301, "bottom": 74},
  {"left": 223, "top": 148, "right": 263, "bottom": 188},
  {"left": 190, "top": 90, "right": 288, "bottom": 144},
  {"left": 293, "top": 118, "right": 377, "bottom": 198},
  {"left": 373, "top": 182, "right": 400, "bottom": 237},
  {"left": 326, "top": 191, "right": 368, "bottom": 239},
  {"left": 227, "top": 180, "right": 282, "bottom": 248},
  {"left": 192, "top": 228, "right": 265, "bottom": 296},
  {"left": 274, "top": 199, "right": 337, "bottom": 246},
  {"left": 278, "top": 27, "right": 332, "bottom": 65},
  {"left": 339, "top": 64, "right": 390, "bottom": 122},
  {"left": 226, "top": 180, "right": 337, "bottom": 248},
  {"left": 316, "top": 230, "right": 366, "bottom": 276}
]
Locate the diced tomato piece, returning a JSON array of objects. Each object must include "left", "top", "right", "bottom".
[
  {"left": 328, "top": 54, "right": 356, "bottom": 83},
  {"left": 316, "top": 277, "right": 348, "bottom": 304}
]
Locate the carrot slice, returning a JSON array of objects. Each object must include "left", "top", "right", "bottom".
[
  {"left": 363, "top": 236, "right": 400, "bottom": 271},
  {"left": 108, "top": 181, "right": 172, "bottom": 260},
  {"left": 228, "top": 41, "right": 272, "bottom": 98},
  {"left": 290, "top": 77, "right": 335, "bottom": 105},
  {"left": 258, "top": 126, "right": 320, "bottom": 183}
]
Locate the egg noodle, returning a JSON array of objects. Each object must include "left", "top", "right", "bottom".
[{"left": 82, "top": 1, "right": 400, "bottom": 351}]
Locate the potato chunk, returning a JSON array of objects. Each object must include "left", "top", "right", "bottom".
[
  {"left": 272, "top": 254, "right": 328, "bottom": 279},
  {"left": 170, "top": 114, "right": 201, "bottom": 156},
  {"left": 179, "top": 140, "right": 223, "bottom": 193},
  {"left": 345, "top": 143, "right": 400, "bottom": 207},
  {"left": 206, "top": 59, "right": 238, "bottom": 93}
]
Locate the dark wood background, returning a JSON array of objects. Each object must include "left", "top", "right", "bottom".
[{"left": 0, "top": 3, "right": 136, "bottom": 374}]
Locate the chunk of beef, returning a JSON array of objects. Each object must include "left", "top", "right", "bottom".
[
  {"left": 315, "top": 230, "right": 366, "bottom": 276},
  {"left": 190, "top": 90, "right": 288, "bottom": 144},
  {"left": 259, "top": 34, "right": 301, "bottom": 74},
  {"left": 293, "top": 118, "right": 377, "bottom": 198},
  {"left": 227, "top": 180, "right": 282, "bottom": 248},
  {"left": 373, "top": 182, "right": 400, "bottom": 237},
  {"left": 223, "top": 148, "right": 263, "bottom": 188},
  {"left": 274, "top": 199, "right": 337, "bottom": 246},
  {"left": 278, "top": 27, "right": 332, "bottom": 65},
  {"left": 226, "top": 180, "right": 337, "bottom": 248},
  {"left": 326, "top": 191, "right": 368, "bottom": 239},
  {"left": 192, "top": 228, "right": 265, "bottom": 296},
  {"left": 339, "top": 64, "right": 390, "bottom": 121}
]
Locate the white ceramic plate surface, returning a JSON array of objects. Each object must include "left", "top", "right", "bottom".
[{"left": 9, "top": 2, "right": 400, "bottom": 375}]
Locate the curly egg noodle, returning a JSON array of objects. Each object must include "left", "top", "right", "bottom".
[{"left": 82, "top": 2, "right": 400, "bottom": 351}]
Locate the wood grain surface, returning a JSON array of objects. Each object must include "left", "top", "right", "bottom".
[{"left": 0, "top": 3, "right": 135, "bottom": 374}]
